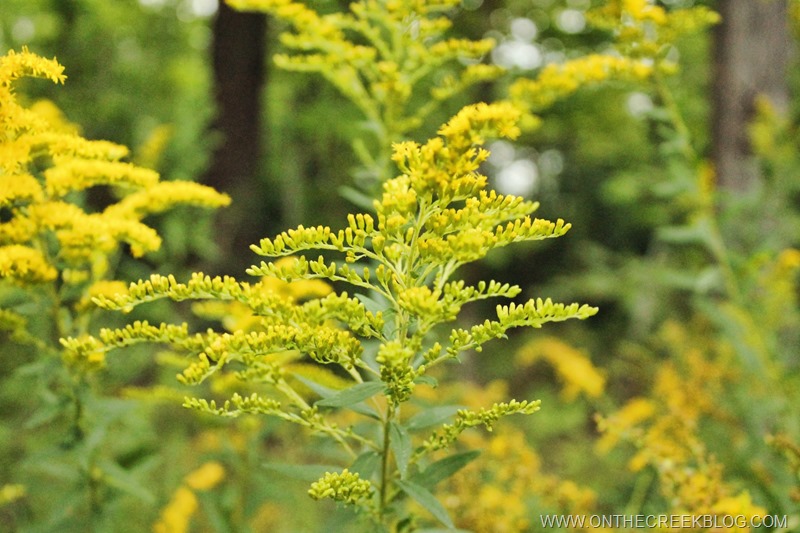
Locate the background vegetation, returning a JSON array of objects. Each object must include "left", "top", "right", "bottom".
[{"left": 1, "top": 0, "right": 799, "bottom": 531}]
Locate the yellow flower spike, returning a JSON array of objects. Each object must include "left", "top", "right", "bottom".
[
  {"left": 0, "top": 46, "right": 66, "bottom": 86},
  {"left": 1, "top": 47, "right": 229, "bottom": 316},
  {"left": 0, "top": 174, "right": 44, "bottom": 206},
  {"left": 516, "top": 337, "right": 606, "bottom": 400},
  {"left": 777, "top": 248, "right": 800, "bottom": 271},
  {"left": 0, "top": 245, "right": 57, "bottom": 283},
  {"left": 183, "top": 461, "right": 226, "bottom": 491},
  {"left": 227, "top": 0, "right": 504, "bottom": 181},
  {"left": 510, "top": 55, "right": 655, "bottom": 114},
  {"left": 595, "top": 397, "right": 656, "bottom": 453},
  {"left": 152, "top": 486, "right": 198, "bottom": 533},
  {"left": 44, "top": 159, "right": 160, "bottom": 197},
  {"left": 0, "top": 484, "right": 26, "bottom": 506}
]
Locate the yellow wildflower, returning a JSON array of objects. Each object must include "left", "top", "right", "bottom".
[
  {"left": 595, "top": 396, "right": 655, "bottom": 453},
  {"left": 0, "top": 484, "right": 25, "bottom": 505},
  {"left": 184, "top": 461, "right": 226, "bottom": 491},
  {"left": 152, "top": 486, "right": 198, "bottom": 533},
  {"left": 0, "top": 245, "right": 58, "bottom": 283},
  {"left": 510, "top": 55, "right": 654, "bottom": 115},
  {"left": 777, "top": 248, "right": 800, "bottom": 271},
  {"left": 0, "top": 47, "right": 229, "bottom": 279},
  {"left": 0, "top": 46, "right": 65, "bottom": 85},
  {"left": 517, "top": 336, "right": 606, "bottom": 400},
  {"left": 153, "top": 462, "right": 226, "bottom": 533}
]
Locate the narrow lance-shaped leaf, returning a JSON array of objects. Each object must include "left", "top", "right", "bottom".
[
  {"left": 315, "top": 381, "right": 385, "bottom": 408},
  {"left": 395, "top": 479, "right": 455, "bottom": 529},
  {"left": 390, "top": 421, "right": 412, "bottom": 477},
  {"left": 411, "top": 450, "right": 481, "bottom": 489}
]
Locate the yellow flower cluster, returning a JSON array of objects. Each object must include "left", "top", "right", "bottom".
[
  {"left": 0, "top": 48, "right": 230, "bottom": 287},
  {"left": 509, "top": 1, "right": 718, "bottom": 125},
  {"left": 0, "top": 484, "right": 26, "bottom": 506},
  {"left": 152, "top": 462, "right": 225, "bottom": 533},
  {"left": 307, "top": 469, "right": 374, "bottom": 506},
  {"left": 597, "top": 321, "right": 767, "bottom": 530},
  {"left": 434, "top": 380, "right": 601, "bottom": 532},
  {"left": 516, "top": 336, "right": 606, "bottom": 400},
  {"left": 68, "top": 101, "right": 597, "bottom": 527},
  {"left": 510, "top": 54, "right": 653, "bottom": 115},
  {"left": 226, "top": 0, "right": 503, "bottom": 180},
  {"left": 587, "top": 0, "right": 720, "bottom": 60}
]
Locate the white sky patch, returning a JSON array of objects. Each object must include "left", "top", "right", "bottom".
[
  {"left": 492, "top": 41, "right": 542, "bottom": 70},
  {"left": 538, "top": 149, "right": 564, "bottom": 177},
  {"left": 496, "top": 159, "right": 539, "bottom": 197},
  {"left": 627, "top": 92, "right": 654, "bottom": 117},
  {"left": 556, "top": 9, "right": 586, "bottom": 34},
  {"left": 510, "top": 17, "right": 538, "bottom": 42},
  {"left": 12, "top": 18, "right": 35, "bottom": 42},
  {"left": 189, "top": 0, "right": 218, "bottom": 17},
  {"left": 488, "top": 140, "right": 516, "bottom": 168}
]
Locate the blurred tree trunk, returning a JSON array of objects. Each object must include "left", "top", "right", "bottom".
[
  {"left": 203, "top": 3, "right": 267, "bottom": 274},
  {"left": 711, "top": 0, "right": 792, "bottom": 192}
]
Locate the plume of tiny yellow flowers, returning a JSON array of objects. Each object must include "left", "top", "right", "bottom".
[
  {"left": 226, "top": 0, "right": 504, "bottom": 182},
  {"left": 597, "top": 321, "right": 767, "bottom": 531},
  {"left": 65, "top": 101, "right": 597, "bottom": 529},
  {"left": 415, "top": 380, "right": 605, "bottom": 532},
  {"left": 587, "top": 0, "right": 721, "bottom": 61},
  {"left": 0, "top": 47, "right": 229, "bottom": 370},
  {"left": 753, "top": 249, "right": 800, "bottom": 335},
  {"left": 152, "top": 462, "right": 226, "bottom": 533},
  {"left": 516, "top": 336, "right": 606, "bottom": 400},
  {"left": 509, "top": 1, "right": 718, "bottom": 126},
  {"left": 510, "top": 54, "right": 654, "bottom": 117},
  {"left": 0, "top": 484, "right": 26, "bottom": 507}
]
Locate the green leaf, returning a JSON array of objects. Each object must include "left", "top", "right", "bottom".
[
  {"left": 339, "top": 184, "right": 377, "bottom": 211},
  {"left": 355, "top": 292, "right": 389, "bottom": 315},
  {"left": 262, "top": 463, "right": 341, "bottom": 482},
  {"left": 96, "top": 458, "right": 155, "bottom": 504},
  {"left": 24, "top": 400, "right": 67, "bottom": 430},
  {"left": 196, "top": 491, "right": 234, "bottom": 533},
  {"left": 412, "top": 450, "right": 481, "bottom": 489},
  {"left": 350, "top": 451, "right": 381, "bottom": 479},
  {"left": 414, "top": 375, "right": 438, "bottom": 388},
  {"left": 316, "top": 381, "right": 385, "bottom": 408},
  {"left": 390, "top": 421, "right": 412, "bottom": 477},
  {"left": 406, "top": 405, "right": 462, "bottom": 431},
  {"left": 656, "top": 219, "right": 714, "bottom": 249},
  {"left": 294, "top": 374, "right": 380, "bottom": 418},
  {"left": 395, "top": 479, "right": 454, "bottom": 529},
  {"left": 293, "top": 374, "right": 338, "bottom": 398}
]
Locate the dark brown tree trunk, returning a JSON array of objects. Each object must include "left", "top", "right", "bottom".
[
  {"left": 203, "top": 3, "right": 268, "bottom": 274},
  {"left": 711, "top": 0, "right": 792, "bottom": 192}
]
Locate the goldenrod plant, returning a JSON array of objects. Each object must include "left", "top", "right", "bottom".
[
  {"left": 64, "top": 100, "right": 597, "bottom": 530},
  {"left": 228, "top": 0, "right": 504, "bottom": 186},
  {"left": 559, "top": 1, "right": 800, "bottom": 525},
  {"left": 508, "top": 0, "right": 719, "bottom": 128},
  {"left": 0, "top": 47, "right": 230, "bottom": 529},
  {"left": 153, "top": 461, "right": 226, "bottom": 533},
  {"left": 596, "top": 320, "right": 769, "bottom": 530},
  {"left": 5, "top": 0, "right": 798, "bottom": 530}
]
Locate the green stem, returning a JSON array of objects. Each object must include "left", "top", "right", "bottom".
[
  {"left": 379, "top": 403, "right": 395, "bottom": 521},
  {"left": 653, "top": 69, "right": 696, "bottom": 162}
]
